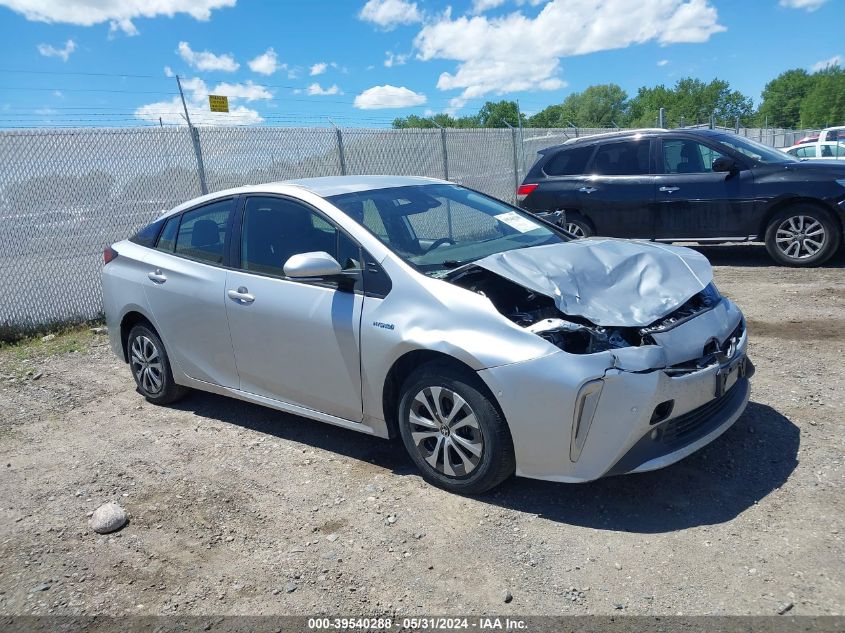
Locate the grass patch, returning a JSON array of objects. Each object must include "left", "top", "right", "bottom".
[{"left": 0, "top": 323, "right": 105, "bottom": 378}]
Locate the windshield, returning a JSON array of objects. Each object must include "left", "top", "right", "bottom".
[
  {"left": 327, "top": 184, "right": 565, "bottom": 276},
  {"left": 715, "top": 134, "right": 799, "bottom": 164}
]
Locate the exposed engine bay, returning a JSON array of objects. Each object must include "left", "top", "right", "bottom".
[{"left": 448, "top": 266, "right": 721, "bottom": 355}]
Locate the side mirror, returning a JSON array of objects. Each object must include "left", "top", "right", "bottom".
[
  {"left": 283, "top": 251, "right": 342, "bottom": 278},
  {"left": 712, "top": 156, "right": 738, "bottom": 173}
]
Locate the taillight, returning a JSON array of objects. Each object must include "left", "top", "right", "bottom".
[
  {"left": 103, "top": 246, "right": 118, "bottom": 265},
  {"left": 516, "top": 183, "right": 539, "bottom": 202}
]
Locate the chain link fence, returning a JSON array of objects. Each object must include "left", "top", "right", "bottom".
[{"left": 0, "top": 123, "right": 816, "bottom": 334}]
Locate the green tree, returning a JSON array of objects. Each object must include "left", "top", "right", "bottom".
[
  {"left": 391, "top": 113, "right": 480, "bottom": 128},
  {"left": 800, "top": 66, "right": 845, "bottom": 128},
  {"left": 476, "top": 100, "right": 526, "bottom": 127},
  {"left": 757, "top": 69, "right": 815, "bottom": 128},
  {"left": 628, "top": 77, "right": 753, "bottom": 127},
  {"left": 529, "top": 84, "right": 627, "bottom": 127}
]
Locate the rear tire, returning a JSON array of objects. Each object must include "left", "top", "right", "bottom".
[
  {"left": 127, "top": 325, "right": 187, "bottom": 405},
  {"left": 398, "top": 363, "right": 515, "bottom": 494},
  {"left": 562, "top": 215, "right": 594, "bottom": 239},
  {"left": 764, "top": 205, "right": 839, "bottom": 267}
]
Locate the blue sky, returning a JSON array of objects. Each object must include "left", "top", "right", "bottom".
[{"left": 0, "top": 0, "right": 841, "bottom": 128}]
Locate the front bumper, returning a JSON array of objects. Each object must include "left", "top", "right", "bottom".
[{"left": 478, "top": 301, "right": 751, "bottom": 483}]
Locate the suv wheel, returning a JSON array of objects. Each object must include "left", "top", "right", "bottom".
[
  {"left": 562, "top": 215, "right": 594, "bottom": 239},
  {"left": 764, "top": 205, "right": 839, "bottom": 266},
  {"left": 398, "top": 364, "right": 515, "bottom": 494},
  {"left": 127, "top": 324, "right": 187, "bottom": 405}
]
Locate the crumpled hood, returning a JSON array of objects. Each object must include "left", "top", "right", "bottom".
[{"left": 471, "top": 238, "right": 713, "bottom": 327}]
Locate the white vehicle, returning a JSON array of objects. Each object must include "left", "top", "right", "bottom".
[{"left": 783, "top": 141, "right": 845, "bottom": 160}]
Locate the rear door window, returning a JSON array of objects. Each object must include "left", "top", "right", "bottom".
[
  {"left": 174, "top": 199, "right": 234, "bottom": 265},
  {"left": 543, "top": 145, "right": 594, "bottom": 176},
  {"left": 589, "top": 140, "right": 651, "bottom": 175},
  {"left": 129, "top": 219, "right": 164, "bottom": 247}
]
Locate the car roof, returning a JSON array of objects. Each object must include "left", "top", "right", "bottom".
[
  {"left": 160, "top": 175, "right": 449, "bottom": 218},
  {"left": 540, "top": 127, "right": 735, "bottom": 154}
]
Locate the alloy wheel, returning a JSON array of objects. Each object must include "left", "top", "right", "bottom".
[
  {"left": 775, "top": 215, "right": 826, "bottom": 260},
  {"left": 130, "top": 335, "right": 163, "bottom": 395},
  {"left": 408, "top": 386, "right": 484, "bottom": 478},
  {"left": 565, "top": 222, "right": 587, "bottom": 238}
]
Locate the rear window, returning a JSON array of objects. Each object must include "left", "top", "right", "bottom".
[
  {"left": 589, "top": 140, "right": 650, "bottom": 175},
  {"left": 129, "top": 218, "right": 164, "bottom": 248},
  {"left": 543, "top": 145, "right": 594, "bottom": 176}
]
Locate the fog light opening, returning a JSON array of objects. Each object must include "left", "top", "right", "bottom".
[{"left": 650, "top": 400, "right": 675, "bottom": 425}]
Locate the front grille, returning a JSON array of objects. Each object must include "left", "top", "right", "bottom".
[{"left": 657, "top": 386, "right": 738, "bottom": 448}]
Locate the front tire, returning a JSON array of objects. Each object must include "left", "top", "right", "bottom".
[
  {"left": 398, "top": 364, "right": 515, "bottom": 494},
  {"left": 764, "top": 205, "right": 839, "bottom": 266},
  {"left": 127, "top": 325, "right": 187, "bottom": 405}
]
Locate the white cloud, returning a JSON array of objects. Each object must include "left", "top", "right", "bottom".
[
  {"left": 306, "top": 82, "right": 342, "bottom": 96},
  {"left": 812, "top": 55, "right": 842, "bottom": 72},
  {"left": 657, "top": 59, "right": 669, "bottom": 66},
  {"left": 37, "top": 39, "right": 75, "bottom": 62},
  {"left": 164, "top": 65, "right": 175, "bottom": 77},
  {"left": 0, "top": 0, "right": 235, "bottom": 33},
  {"left": 354, "top": 84, "right": 426, "bottom": 109},
  {"left": 177, "top": 41, "right": 239, "bottom": 72},
  {"left": 384, "top": 51, "right": 408, "bottom": 67},
  {"left": 471, "top": 0, "right": 506, "bottom": 13},
  {"left": 779, "top": 0, "right": 827, "bottom": 10},
  {"left": 414, "top": 0, "right": 725, "bottom": 108},
  {"left": 248, "top": 47, "right": 281, "bottom": 75},
  {"left": 134, "top": 75, "right": 263, "bottom": 126},
  {"left": 211, "top": 80, "right": 273, "bottom": 101},
  {"left": 310, "top": 62, "right": 328, "bottom": 76},
  {"left": 359, "top": 0, "right": 421, "bottom": 29}
]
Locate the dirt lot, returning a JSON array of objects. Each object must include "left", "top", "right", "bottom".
[{"left": 0, "top": 244, "right": 843, "bottom": 617}]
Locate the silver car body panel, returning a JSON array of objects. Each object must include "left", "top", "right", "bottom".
[{"left": 102, "top": 176, "right": 751, "bottom": 483}]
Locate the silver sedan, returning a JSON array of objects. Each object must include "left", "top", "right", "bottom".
[{"left": 102, "top": 176, "right": 753, "bottom": 493}]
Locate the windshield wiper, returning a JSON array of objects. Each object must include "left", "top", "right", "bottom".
[{"left": 441, "top": 259, "right": 466, "bottom": 268}]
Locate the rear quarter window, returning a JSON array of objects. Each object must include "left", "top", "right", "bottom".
[
  {"left": 543, "top": 145, "right": 594, "bottom": 176},
  {"left": 129, "top": 218, "right": 165, "bottom": 247}
]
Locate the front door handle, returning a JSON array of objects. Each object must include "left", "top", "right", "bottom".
[
  {"left": 659, "top": 186, "right": 680, "bottom": 193},
  {"left": 578, "top": 186, "right": 597, "bottom": 194},
  {"left": 147, "top": 269, "right": 167, "bottom": 284},
  {"left": 227, "top": 287, "right": 255, "bottom": 304}
]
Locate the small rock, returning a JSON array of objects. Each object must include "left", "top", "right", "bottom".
[
  {"left": 285, "top": 582, "right": 297, "bottom": 594},
  {"left": 90, "top": 327, "right": 108, "bottom": 335},
  {"left": 778, "top": 602, "right": 794, "bottom": 615},
  {"left": 88, "top": 502, "right": 127, "bottom": 534},
  {"left": 41, "top": 334, "right": 56, "bottom": 342},
  {"left": 614, "top": 562, "right": 622, "bottom": 570},
  {"left": 613, "top": 603, "right": 625, "bottom": 610},
  {"left": 326, "top": 534, "right": 339, "bottom": 543},
  {"left": 386, "top": 515, "right": 397, "bottom": 525},
  {"left": 32, "top": 371, "right": 43, "bottom": 381},
  {"left": 30, "top": 582, "right": 51, "bottom": 593},
  {"left": 502, "top": 590, "right": 513, "bottom": 604}
]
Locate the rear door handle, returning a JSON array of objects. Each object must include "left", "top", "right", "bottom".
[
  {"left": 578, "top": 186, "right": 597, "bottom": 194},
  {"left": 227, "top": 287, "right": 255, "bottom": 304},
  {"left": 147, "top": 269, "right": 167, "bottom": 284},
  {"left": 659, "top": 186, "right": 680, "bottom": 193}
]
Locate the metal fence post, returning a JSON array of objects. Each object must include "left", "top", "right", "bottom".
[
  {"left": 439, "top": 126, "right": 449, "bottom": 180},
  {"left": 504, "top": 122, "right": 520, "bottom": 202},
  {"left": 658, "top": 107, "right": 666, "bottom": 128},
  {"left": 328, "top": 119, "right": 347, "bottom": 176},
  {"left": 176, "top": 75, "right": 208, "bottom": 195}
]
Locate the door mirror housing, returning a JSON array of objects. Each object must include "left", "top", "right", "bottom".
[
  {"left": 284, "top": 251, "right": 343, "bottom": 278},
  {"left": 712, "top": 156, "right": 739, "bottom": 173}
]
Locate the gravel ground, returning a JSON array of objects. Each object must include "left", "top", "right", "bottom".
[{"left": 0, "top": 244, "right": 843, "bottom": 617}]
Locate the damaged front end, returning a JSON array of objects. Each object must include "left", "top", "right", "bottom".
[
  {"left": 451, "top": 239, "right": 752, "bottom": 482},
  {"left": 447, "top": 263, "right": 725, "bottom": 362}
]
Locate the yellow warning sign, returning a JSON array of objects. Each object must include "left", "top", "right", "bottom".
[{"left": 208, "top": 95, "right": 229, "bottom": 113}]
